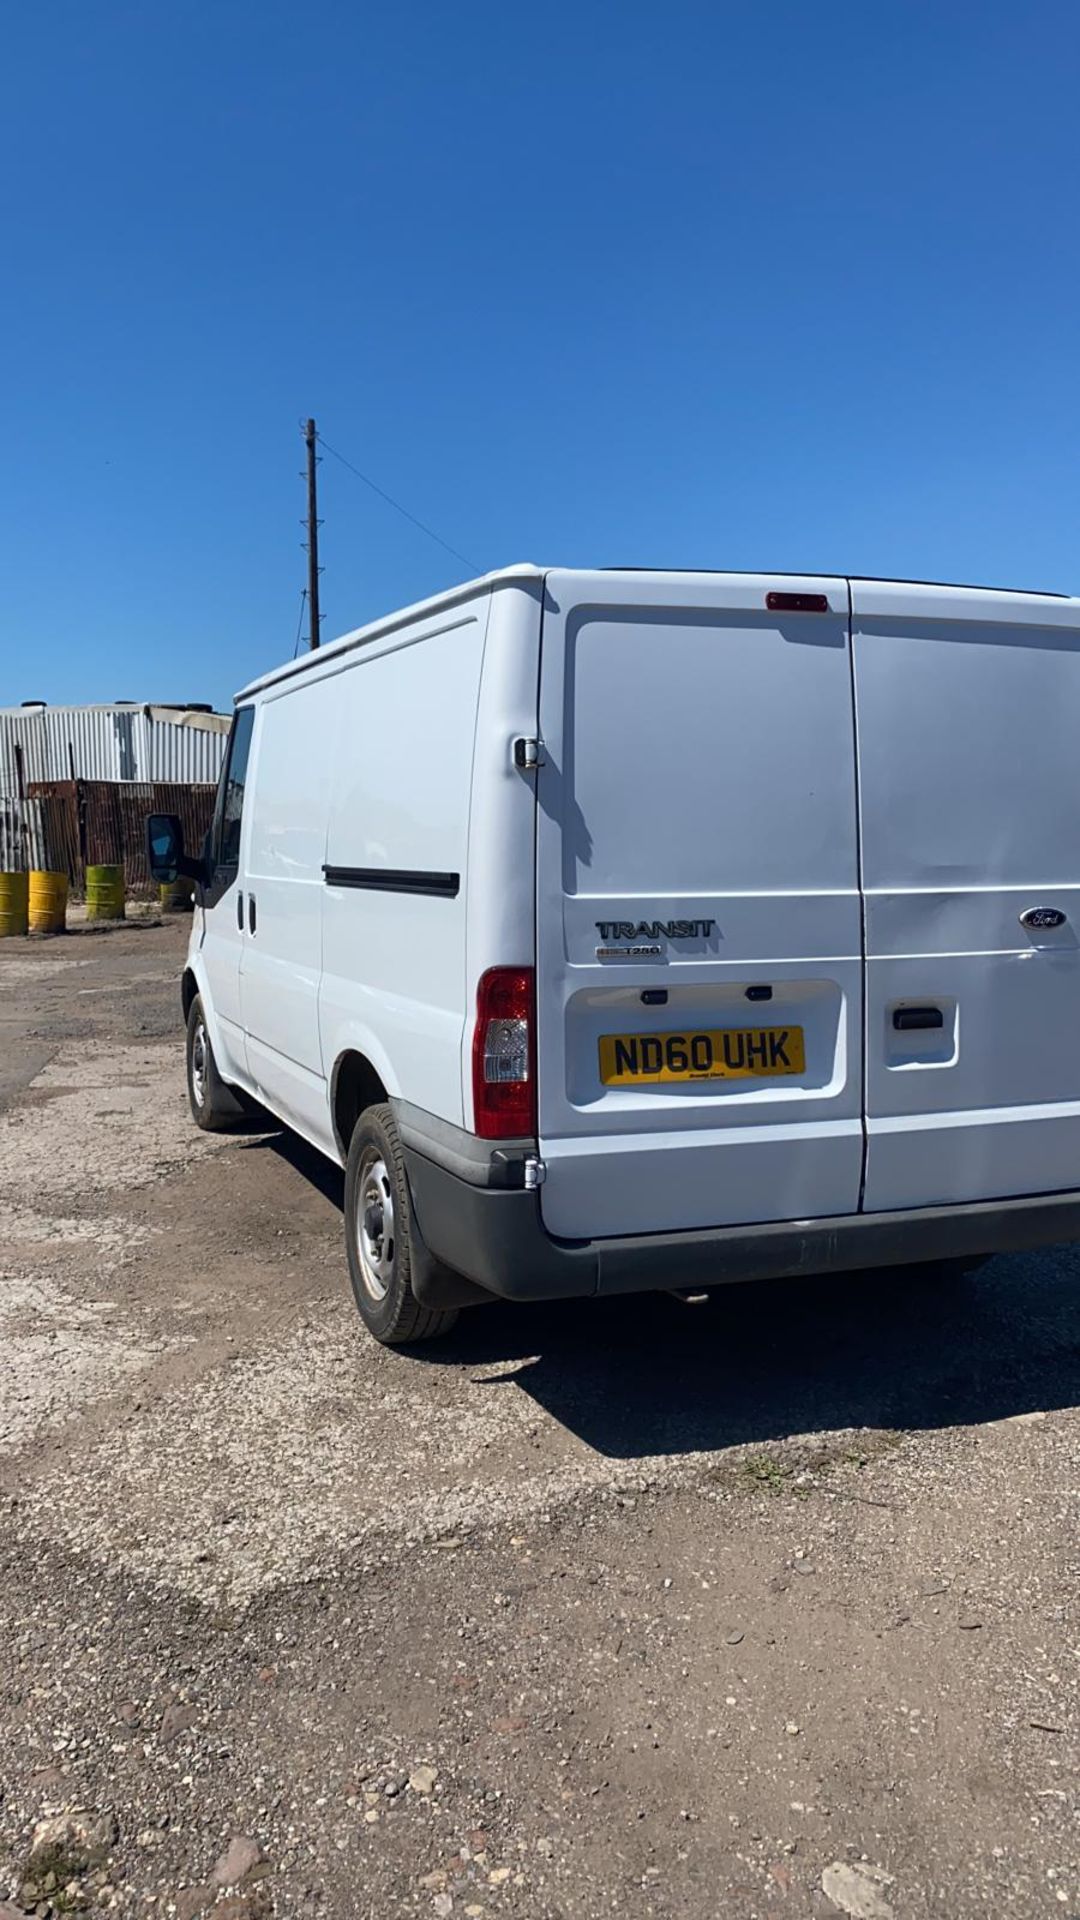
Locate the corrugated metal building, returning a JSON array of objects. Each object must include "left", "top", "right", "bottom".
[
  {"left": 0, "top": 703, "right": 231, "bottom": 884},
  {"left": 0, "top": 702, "right": 231, "bottom": 797}
]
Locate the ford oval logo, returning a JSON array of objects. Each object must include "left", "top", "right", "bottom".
[{"left": 1020, "top": 907, "right": 1066, "bottom": 930}]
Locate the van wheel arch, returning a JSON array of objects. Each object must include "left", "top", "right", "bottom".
[
  {"left": 332, "top": 1052, "right": 487, "bottom": 1322},
  {"left": 332, "top": 1050, "right": 390, "bottom": 1160},
  {"left": 343, "top": 1103, "right": 459, "bottom": 1344}
]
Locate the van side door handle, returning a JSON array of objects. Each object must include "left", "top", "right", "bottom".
[
  {"left": 236, "top": 890, "right": 244, "bottom": 930},
  {"left": 248, "top": 893, "right": 256, "bottom": 935},
  {"left": 893, "top": 1006, "right": 943, "bottom": 1031}
]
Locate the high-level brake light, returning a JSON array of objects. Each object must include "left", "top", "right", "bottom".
[{"left": 766, "top": 591, "right": 830, "bottom": 612}]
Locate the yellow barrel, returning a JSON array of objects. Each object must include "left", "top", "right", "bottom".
[
  {"left": 28, "top": 870, "right": 68, "bottom": 933},
  {"left": 0, "top": 871, "right": 29, "bottom": 937},
  {"left": 159, "top": 876, "right": 195, "bottom": 913},
  {"left": 85, "top": 863, "right": 125, "bottom": 921}
]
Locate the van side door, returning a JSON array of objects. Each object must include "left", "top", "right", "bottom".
[
  {"left": 239, "top": 677, "right": 336, "bottom": 1148},
  {"left": 198, "top": 703, "right": 254, "bottom": 1081}
]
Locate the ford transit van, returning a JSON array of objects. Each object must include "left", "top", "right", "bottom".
[{"left": 147, "top": 567, "right": 1080, "bottom": 1343}]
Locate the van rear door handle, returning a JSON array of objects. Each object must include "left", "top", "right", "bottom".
[
  {"left": 236, "top": 890, "right": 244, "bottom": 930},
  {"left": 893, "top": 1006, "right": 943, "bottom": 1031},
  {"left": 248, "top": 894, "right": 257, "bottom": 935}
]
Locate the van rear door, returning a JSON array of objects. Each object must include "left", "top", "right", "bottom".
[
  {"left": 853, "top": 582, "right": 1080, "bottom": 1211},
  {"left": 534, "top": 571, "right": 864, "bottom": 1241}
]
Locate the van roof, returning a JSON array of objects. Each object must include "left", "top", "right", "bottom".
[
  {"left": 236, "top": 564, "right": 1076, "bottom": 703},
  {"left": 237, "top": 564, "right": 545, "bottom": 699},
  {"left": 606, "top": 569, "right": 1070, "bottom": 598}
]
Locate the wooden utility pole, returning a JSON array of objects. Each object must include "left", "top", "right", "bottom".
[{"left": 304, "top": 418, "right": 322, "bottom": 649}]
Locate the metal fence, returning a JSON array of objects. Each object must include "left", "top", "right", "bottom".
[{"left": 0, "top": 780, "right": 217, "bottom": 897}]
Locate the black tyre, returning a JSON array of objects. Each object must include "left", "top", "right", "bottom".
[
  {"left": 344, "top": 1103, "right": 459, "bottom": 1345},
  {"left": 185, "top": 994, "right": 245, "bottom": 1131}
]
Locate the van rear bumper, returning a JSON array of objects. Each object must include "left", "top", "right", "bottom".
[{"left": 403, "top": 1147, "right": 1080, "bottom": 1305}]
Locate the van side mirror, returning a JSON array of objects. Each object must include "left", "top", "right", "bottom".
[
  {"left": 149, "top": 813, "right": 211, "bottom": 888},
  {"left": 147, "top": 812, "right": 209, "bottom": 888},
  {"left": 147, "top": 812, "right": 183, "bottom": 884}
]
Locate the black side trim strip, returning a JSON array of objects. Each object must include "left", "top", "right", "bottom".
[{"left": 323, "top": 864, "right": 460, "bottom": 898}]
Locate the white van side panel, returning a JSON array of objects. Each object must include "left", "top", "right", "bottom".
[
  {"left": 318, "top": 601, "right": 491, "bottom": 1139},
  {"left": 535, "top": 571, "right": 864, "bottom": 1239},
  {"left": 242, "top": 674, "right": 341, "bottom": 1145},
  {"left": 854, "top": 583, "right": 1080, "bottom": 1210},
  {"left": 461, "top": 580, "right": 544, "bottom": 1129}
]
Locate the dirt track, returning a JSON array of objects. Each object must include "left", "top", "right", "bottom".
[{"left": 1, "top": 920, "right": 1078, "bottom": 1919}]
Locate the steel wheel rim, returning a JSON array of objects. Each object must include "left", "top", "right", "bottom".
[
  {"left": 191, "top": 1018, "right": 209, "bottom": 1108},
  {"left": 356, "top": 1151, "right": 396, "bottom": 1302}
]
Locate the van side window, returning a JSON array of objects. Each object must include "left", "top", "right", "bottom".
[{"left": 217, "top": 706, "right": 255, "bottom": 868}]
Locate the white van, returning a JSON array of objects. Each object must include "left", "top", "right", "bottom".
[{"left": 148, "top": 566, "right": 1080, "bottom": 1344}]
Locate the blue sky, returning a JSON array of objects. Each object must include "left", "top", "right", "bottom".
[{"left": 2, "top": 0, "right": 1077, "bottom": 710}]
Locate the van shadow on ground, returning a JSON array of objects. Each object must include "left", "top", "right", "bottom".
[{"left": 242, "top": 1126, "right": 1080, "bottom": 1462}]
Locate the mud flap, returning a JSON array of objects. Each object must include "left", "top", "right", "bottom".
[{"left": 403, "top": 1160, "right": 498, "bottom": 1310}]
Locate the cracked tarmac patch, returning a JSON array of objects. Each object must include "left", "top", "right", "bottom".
[
  {"left": 0, "top": 1269, "right": 181, "bottom": 1453},
  {"left": 0, "top": 1041, "right": 226, "bottom": 1203},
  {"left": 0, "top": 1030, "right": 225, "bottom": 1453},
  {"left": 10, "top": 1316, "right": 638, "bottom": 1601}
]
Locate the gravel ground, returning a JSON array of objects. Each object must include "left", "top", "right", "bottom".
[{"left": 0, "top": 920, "right": 1077, "bottom": 1919}]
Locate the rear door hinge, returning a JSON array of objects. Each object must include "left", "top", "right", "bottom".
[
  {"left": 523, "top": 1155, "right": 547, "bottom": 1189},
  {"left": 512, "top": 735, "right": 545, "bottom": 770}
]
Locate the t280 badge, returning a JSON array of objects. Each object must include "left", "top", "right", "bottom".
[{"left": 595, "top": 917, "right": 716, "bottom": 958}]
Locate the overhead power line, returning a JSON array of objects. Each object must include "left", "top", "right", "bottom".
[{"left": 316, "top": 431, "right": 479, "bottom": 573}]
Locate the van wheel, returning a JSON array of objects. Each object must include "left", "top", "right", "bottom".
[
  {"left": 186, "top": 994, "right": 244, "bottom": 1131},
  {"left": 344, "top": 1104, "right": 459, "bottom": 1345}
]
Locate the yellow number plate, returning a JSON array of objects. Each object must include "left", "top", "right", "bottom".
[{"left": 599, "top": 1025, "right": 806, "bottom": 1085}]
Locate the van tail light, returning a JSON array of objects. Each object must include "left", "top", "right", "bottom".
[{"left": 472, "top": 966, "right": 536, "bottom": 1139}]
